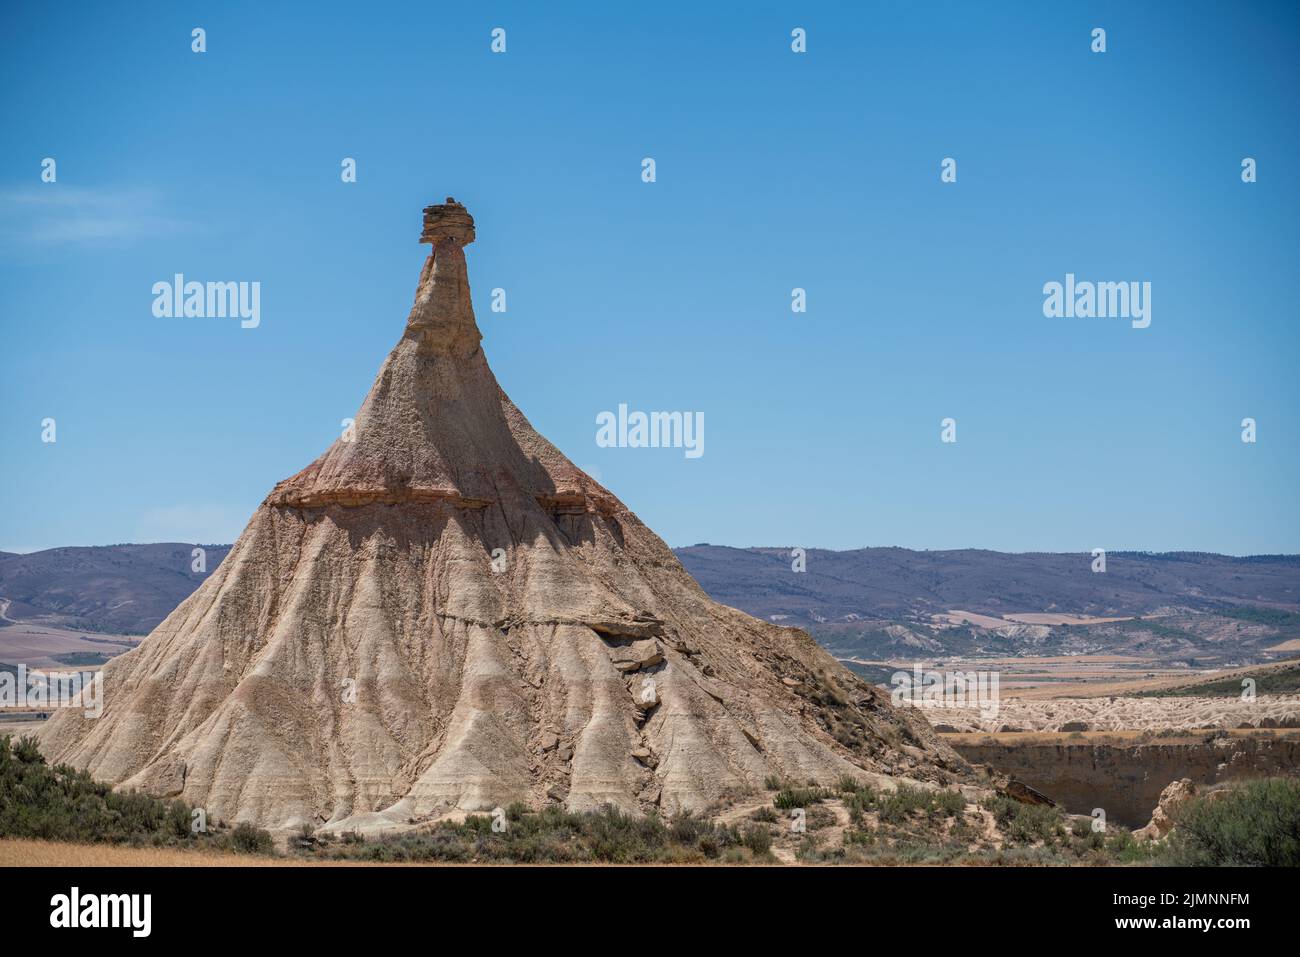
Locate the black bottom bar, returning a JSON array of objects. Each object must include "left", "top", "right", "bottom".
[{"left": 0, "top": 864, "right": 1277, "bottom": 942}]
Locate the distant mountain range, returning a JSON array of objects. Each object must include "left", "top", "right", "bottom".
[
  {"left": 672, "top": 545, "right": 1300, "bottom": 621},
  {"left": 0, "top": 544, "right": 232, "bottom": 634},
  {"left": 2, "top": 543, "right": 1298, "bottom": 665},
  {"left": 673, "top": 546, "right": 1300, "bottom": 666}
]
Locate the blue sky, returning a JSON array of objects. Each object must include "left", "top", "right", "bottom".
[{"left": 2, "top": 1, "right": 1297, "bottom": 555}]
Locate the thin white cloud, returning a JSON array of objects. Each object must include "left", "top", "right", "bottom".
[{"left": 0, "top": 186, "right": 193, "bottom": 245}]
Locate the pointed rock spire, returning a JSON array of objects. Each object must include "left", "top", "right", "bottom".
[
  {"left": 408, "top": 197, "right": 480, "bottom": 356},
  {"left": 39, "top": 200, "right": 968, "bottom": 831}
]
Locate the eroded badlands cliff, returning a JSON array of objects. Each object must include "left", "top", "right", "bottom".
[{"left": 41, "top": 200, "right": 967, "bottom": 829}]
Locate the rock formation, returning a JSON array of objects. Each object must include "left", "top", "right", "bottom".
[
  {"left": 1135, "top": 777, "right": 1198, "bottom": 841},
  {"left": 41, "top": 199, "right": 967, "bottom": 830}
]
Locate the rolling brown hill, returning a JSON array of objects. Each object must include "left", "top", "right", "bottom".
[
  {"left": 0, "top": 544, "right": 231, "bottom": 635},
  {"left": 674, "top": 545, "right": 1300, "bottom": 621},
  {"left": 673, "top": 545, "right": 1300, "bottom": 665}
]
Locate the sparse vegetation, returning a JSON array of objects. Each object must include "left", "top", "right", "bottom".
[
  {"left": 229, "top": 822, "right": 276, "bottom": 855},
  {"left": 932, "top": 788, "right": 965, "bottom": 816},
  {"left": 1207, "top": 604, "right": 1300, "bottom": 629},
  {"left": 1138, "top": 663, "right": 1300, "bottom": 698},
  {"left": 1164, "top": 778, "right": 1300, "bottom": 866},
  {"left": 49, "top": 652, "right": 114, "bottom": 667},
  {"left": 877, "top": 784, "right": 931, "bottom": 823},
  {"left": 835, "top": 779, "right": 878, "bottom": 827},
  {"left": 8, "top": 729, "right": 1293, "bottom": 867},
  {"left": 769, "top": 785, "right": 832, "bottom": 806},
  {"left": 0, "top": 734, "right": 275, "bottom": 855},
  {"left": 303, "top": 804, "right": 776, "bottom": 864},
  {"left": 805, "top": 805, "right": 837, "bottom": 831},
  {"left": 740, "top": 823, "right": 772, "bottom": 855},
  {"left": 772, "top": 785, "right": 833, "bottom": 809},
  {"left": 982, "top": 795, "right": 1065, "bottom": 845}
]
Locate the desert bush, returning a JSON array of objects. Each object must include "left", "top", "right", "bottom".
[
  {"left": 1099, "top": 827, "right": 1160, "bottom": 864},
  {"left": 794, "top": 834, "right": 833, "bottom": 862},
  {"left": 773, "top": 786, "right": 831, "bottom": 809},
  {"left": 1165, "top": 778, "right": 1300, "bottom": 867},
  {"left": 225, "top": 822, "right": 276, "bottom": 855},
  {"left": 844, "top": 785, "right": 876, "bottom": 825},
  {"left": 461, "top": 813, "right": 495, "bottom": 836},
  {"left": 932, "top": 789, "right": 965, "bottom": 817},
  {"left": 0, "top": 735, "right": 275, "bottom": 855},
  {"left": 12, "top": 735, "right": 42, "bottom": 764},
  {"left": 837, "top": 775, "right": 862, "bottom": 794},
  {"left": 878, "top": 785, "right": 933, "bottom": 823},
  {"left": 741, "top": 823, "right": 773, "bottom": 856},
  {"left": 309, "top": 802, "right": 767, "bottom": 865},
  {"left": 843, "top": 826, "right": 875, "bottom": 846},
  {"left": 803, "top": 805, "right": 836, "bottom": 831},
  {"left": 982, "top": 794, "right": 1064, "bottom": 846}
]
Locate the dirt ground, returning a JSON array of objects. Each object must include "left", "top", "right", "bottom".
[
  {"left": 0, "top": 838, "right": 291, "bottom": 867},
  {"left": 0, "top": 838, "right": 487, "bottom": 867}
]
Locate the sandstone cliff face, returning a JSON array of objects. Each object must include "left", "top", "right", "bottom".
[{"left": 41, "top": 200, "right": 966, "bottom": 830}]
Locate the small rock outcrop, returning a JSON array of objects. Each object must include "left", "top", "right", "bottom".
[
  {"left": 1135, "top": 777, "right": 1198, "bottom": 841},
  {"left": 1005, "top": 779, "right": 1055, "bottom": 807}
]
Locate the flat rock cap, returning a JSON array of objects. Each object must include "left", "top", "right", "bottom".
[{"left": 421, "top": 197, "right": 475, "bottom": 245}]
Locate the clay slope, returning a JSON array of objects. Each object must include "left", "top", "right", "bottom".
[{"left": 41, "top": 200, "right": 967, "bottom": 830}]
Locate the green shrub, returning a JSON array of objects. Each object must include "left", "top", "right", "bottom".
[
  {"left": 806, "top": 805, "right": 837, "bottom": 831},
  {"left": 166, "top": 801, "right": 192, "bottom": 840},
  {"left": 1103, "top": 827, "right": 1160, "bottom": 863},
  {"left": 741, "top": 823, "right": 772, "bottom": 856},
  {"left": 303, "top": 802, "right": 766, "bottom": 865},
  {"left": 843, "top": 826, "right": 875, "bottom": 846},
  {"left": 227, "top": 822, "right": 276, "bottom": 855},
  {"left": 932, "top": 789, "right": 965, "bottom": 817},
  {"left": 1165, "top": 778, "right": 1300, "bottom": 866},
  {"left": 844, "top": 785, "right": 876, "bottom": 825},
  {"left": 13, "top": 736, "right": 42, "bottom": 764},
  {"left": 837, "top": 775, "right": 862, "bottom": 794},
  {"left": 982, "top": 795, "right": 1064, "bottom": 846},
  {"left": 878, "top": 785, "right": 933, "bottom": 823},
  {"left": 773, "top": 786, "right": 831, "bottom": 810},
  {"left": 0, "top": 735, "right": 275, "bottom": 855}
]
